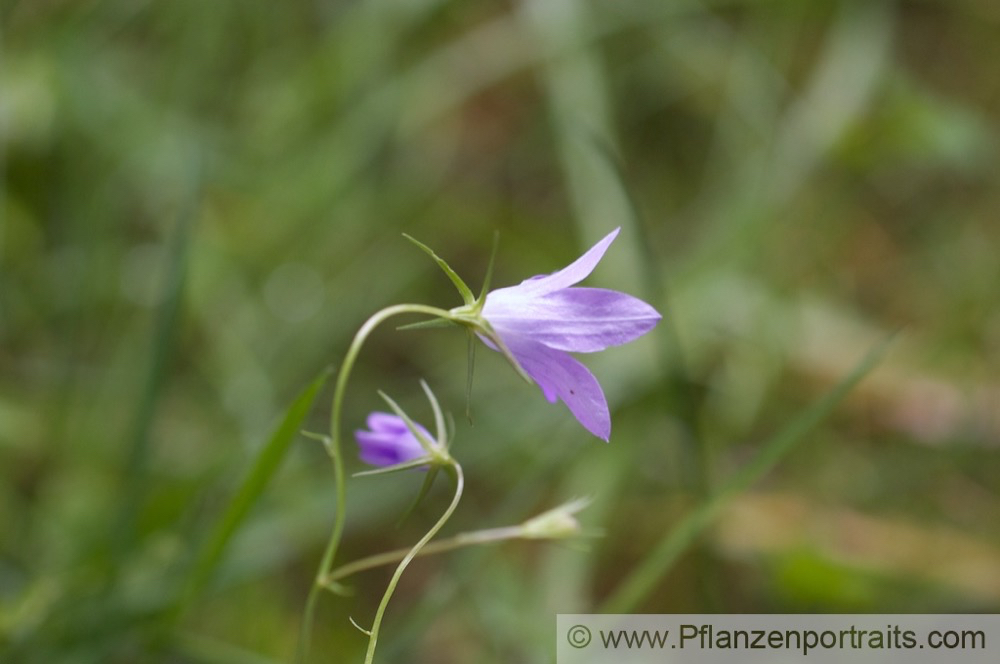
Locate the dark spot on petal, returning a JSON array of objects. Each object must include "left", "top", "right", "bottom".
[{"left": 570, "top": 389, "right": 575, "bottom": 394}]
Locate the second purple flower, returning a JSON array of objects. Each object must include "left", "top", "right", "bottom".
[{"left": 355, "top": 412, "right": 435, "bottom": 467}]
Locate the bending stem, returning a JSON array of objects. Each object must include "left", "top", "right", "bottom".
[
  {"left": 297, "top": 303, "right": 453, "bottom": 664},
  {"left": 363, "top": 463, "right": 465, "bottom": 664}
]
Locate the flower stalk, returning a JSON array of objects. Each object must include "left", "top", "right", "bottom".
[
  {"left": 362, "top": 461, "right": 464, "bottom": 664},
  {"left": 297, "top": 303, "right": 453, "bottom": 664},
  {"left": 321, "top": 498, "right": 593, "bottom": 587}
]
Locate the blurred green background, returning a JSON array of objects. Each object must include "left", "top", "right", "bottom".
[{"left": 2, "top": 0, "right": 999, "bottom": 662}]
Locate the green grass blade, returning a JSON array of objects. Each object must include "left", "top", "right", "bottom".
[
  {"left": 114, "top": 166, "right": 201, "bottom": 559},
  {"left": 179, "top": 367, "right": 332, "bottom": 610},
  {"left": 601, "top": 333, "right": 896, "bottom": 613}
]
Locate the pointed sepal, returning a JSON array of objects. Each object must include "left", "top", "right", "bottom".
[{"left": 403, "top": 233, "right": 475, "bottom": 305}]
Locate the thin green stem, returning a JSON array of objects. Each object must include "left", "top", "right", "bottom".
[
  {"left": 323, "top": 524, "right": 523, "bottom": 587},
  {"left": 297, "top": 303, "right": 453, "bottom": 664},
  {"left": 364, "top": 462, "right": 464, "bottom": 664}
]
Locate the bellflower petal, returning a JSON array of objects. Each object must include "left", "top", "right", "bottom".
[
  {"left": 480, "top": 228, "right": 661, "bottom": 440},
  {"left": 502, "top": 334, "right": 610, "bottom": 441},
  {"left": 355, "top": 412, "right": 433, "bottom": 467},
  {"left": 484, "top": 287, "right": 660, "bottom": 353},
  {"left": 498, "top": 227, "right": 620, "bottom": 298}
]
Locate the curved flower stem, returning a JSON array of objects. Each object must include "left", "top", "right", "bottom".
[
  {"left": 364, "top": 461, "right": 464, "bottom": 664},
  {"left": 322, "top": 524, "right": 523, "bottom": 587},
  {"left": 297, "top": 303, "right": 454, "bottom": 664}
]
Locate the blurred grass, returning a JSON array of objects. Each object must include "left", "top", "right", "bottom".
[{"left": 2, "top": 0, "right": 1000, "bottom": 662}]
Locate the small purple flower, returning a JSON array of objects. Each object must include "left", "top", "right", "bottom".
[
  {"left": 481, "top": 228, "right": 661, "bottom": 441},
  {"left": 355, "top": 412, "right": 435, "bottom": 467}
]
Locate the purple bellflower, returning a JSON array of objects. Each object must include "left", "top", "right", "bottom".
[
  {"left": 355, "top": 412, "right": 436, "bottom": 467},
  {"left": 480, "top": 228, "right": 660, "bottom": 441}
]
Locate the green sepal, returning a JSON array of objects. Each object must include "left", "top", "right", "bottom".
[
  {"left": 396, "top": 467, "right": 441, "bottom": 526},
  {"left": 475, "top": 230, "right": 500, "bottom": 307},
  {"left": 378, "top": 389, "right": 440, "bottom": 458},
  {"left": 444, "top": 411, "right": 456, "bottom": 451},
  {"left": 479, "top": 323, "right": 533, "bottom": 385},
  {"left": 322, "top": 579, "right": 354, "bottom": 596},
  {"left": 396, "top": 318, "right": 457, "bottom": 331},
  {"left": 465, "top": 330, "right": 476, "bottom": 423},
  {"left": 301, "top": 430, "right": 333, "bottom": 456},
  {"left": 419, "top": 379, "right": 446, "bottom": 447},
  {"left": 353, "top": 457, "right": 433, "bottom": 477},
  {"left": 403, "top": 233, "right": 475, "bottom": 305}
]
